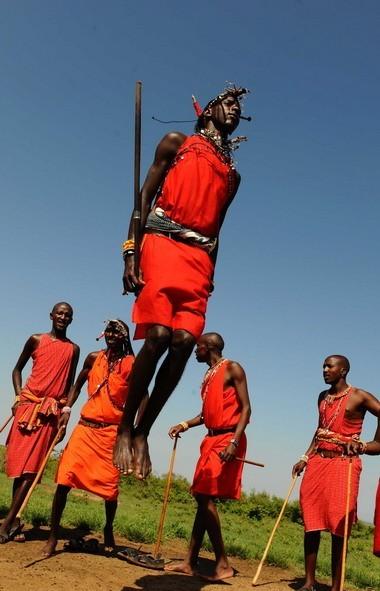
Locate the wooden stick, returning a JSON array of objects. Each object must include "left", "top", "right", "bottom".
[
  {"left": 0, "top": 415, "right": 12, "bottom": 434},
  {"left": 153, "top": 436, "right": 178, "bottom": 559},
  {"left": 133, "top": 81, "right": 142, "bottom": 281},
  {"left": 252, "top": 475, "right": 298, "bottom": 586},
  {"left": 16, "top": 427, "right": 64, "bottom": 519},
  {"left": 236, "top": 457, "right": 264, "bottom": 468},
  {"left": 339, "top": 458, "right": 353, "bottom": 591}
]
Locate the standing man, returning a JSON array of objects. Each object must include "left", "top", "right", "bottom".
[
  {"left": 114, "top": 86, "right": 250, "bottom": 480},
  {"left": 165, "top": 332, "right": 251, "bottom": 581},
  {"left": 292, "top": 355, "right": 380, "bottom": 591},
  {"left": 0, "top": 302, "right": 79, "bottom": 543},
  {"left": 43, "top": 319, "right": 141, "bottom": 557}
]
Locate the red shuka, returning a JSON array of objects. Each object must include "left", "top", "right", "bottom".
[
  {"left": 300, "top": 392, "right": 363, "bottom": 537},
  {"left": 6, "top": 334, "right": 75, "bottom": 478},
  {"left": 56, "top": 352, "right": 134, "bottom": 501},
  {"left": 133, "top": 134, "right": 237, "bottom": 340},
  {"left": 374, "top": 479, "right": 380, "bottom": 557},
  {"left": 191, "top": 359, "right": 247, "bottom": 500}
]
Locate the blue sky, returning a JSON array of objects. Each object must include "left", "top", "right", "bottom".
[{"left": 0, "top": 1, "right": 379, "bottom": 524}]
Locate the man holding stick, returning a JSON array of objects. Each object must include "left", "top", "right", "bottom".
[
  {"left": 292, "top": 355, "right": 380, "bottom": 591},
  {"left": 0, "top": 303, "right": 79, "bottom": 543},
  {"left": 165, "top": 332, "right": 251, "bottom": 581},
  {"left": 114, "top": 85, "right": 250, "bottom": 480}
]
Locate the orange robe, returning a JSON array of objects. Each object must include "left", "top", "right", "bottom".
[
  {"left": 191, "top": 359, "right": 247, "bottom": 499},
  {"left": 56, "top": 352, "right": 134, "bottom": 501},
  {"left": 133, "top": 134, "right": 237, "bottom": 340},
  {"left": 300, "top": 392, "right": 363, "bottom": 537},
  {"left": 374, "top": 480, "right": 380, "bottom": 557},
  {"left": 6, "top": 334, "right": 75, "bottom": 478}
]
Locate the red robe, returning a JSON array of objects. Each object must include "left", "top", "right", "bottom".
[
  {"left": 191, "top": 359, "right": 247, "bottom": 499},
  {"left": 133, "top": 134, "right": 237, "bottom": 340},
  {"left": 374, "top": 479, "right": 380, "bottom": 557},
  {"left": 300, "top": 391, "right": 363, "bottom": 537},
  {"left": 6, "top": 334, "right": 75, "bottom": 478},
  {"left": 56, "top": 352, "right": 134, "bottom": 501}
]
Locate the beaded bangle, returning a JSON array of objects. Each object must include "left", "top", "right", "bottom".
[
  {"left": 14, "top": 395, "right": 20, "bottom": 403},
  {"left": 179, "top": 421, "right": 189, "bottom": 432},
  {"left": 61, "top": 406, "right": 72, "bottom": 414},
  {"left": 299, "top": 454, "right": 309, "bottom": 463},
  {"left": 359, "top": 441, "right": 368, "bottom": 454},
  {"left": 230, "top": 438, "right": 239, "bottom": 448}
]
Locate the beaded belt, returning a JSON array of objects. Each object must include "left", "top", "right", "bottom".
[
  {"left": 79, "top": 417, "right": 118, "bottom": 429},
  {"left": 207, "top": 427, "right": 236, "bottom": 437},
  {"left": 316, "top": 448, "right": 347, "bottom": 458}
]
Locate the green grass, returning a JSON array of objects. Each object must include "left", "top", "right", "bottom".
[{"left": 0, "top": 446, "right": 379, "bottom": 590}]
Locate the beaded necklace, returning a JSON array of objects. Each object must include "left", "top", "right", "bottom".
[
  {"left": 201, "top": 357, "right": 227, "bottom": 402},
  {"left": 320, "top": 385, "right": 351, "bottom": 431}
]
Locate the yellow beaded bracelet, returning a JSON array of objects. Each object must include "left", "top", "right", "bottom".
[{"left": 179, "top": 421, "right": 189, "bottom": 431}]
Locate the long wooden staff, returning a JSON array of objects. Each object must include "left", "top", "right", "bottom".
[
  {"left": 153, "top": 436, "right": 178, "bottom": 559},
  {"left": 0, "top": 415, "right": 13, "bottom": 434},
  {"left": 16, "top": 427, "right": 64, "bottom": 519},
  {"left": 133, "top": 81, "right": 142, "bottom": 281},
  {"left": 236, "top": 457, "right": 265, "bottom": 468},
  {"left": 252, "top": 475, "right": 298, "bottom": 586},
  {"left": 339, "top": 458, "right": 353, "bottom": 591}
]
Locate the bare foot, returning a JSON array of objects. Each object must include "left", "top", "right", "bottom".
[
  {"left": 42, "top": 537, "right": 57, "bottom": 557},
  {"left": 164, "top": 560, "right": 196, "bottom": 576},
  {"left": 201, "top": 565, "right": 235, "bottom": 581},
  {"left": 113, "top": 429, "right": 134, "bottom": 475},
  {"left": 133, "top": 432, "right": 152, "bottom": 480},
  {"left": 103, "top": 525, "right": 115, "bottom": 554}
]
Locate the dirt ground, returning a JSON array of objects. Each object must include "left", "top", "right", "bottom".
[{"left": 0, "top": 526, "right": 337, "bottom": 591}]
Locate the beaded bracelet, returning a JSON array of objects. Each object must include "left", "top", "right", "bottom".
[
  {"left": 179, "top": 421, "right": 189, "bottom": 431},
  {"left": 230, "top": 438, "right": 239, "bottom": 448},
  {"left": 61, "top": 406, "right": 72, "bottom": 414},
  {"left": 299, "top": 454, "right": 309, "bottom": 463}
]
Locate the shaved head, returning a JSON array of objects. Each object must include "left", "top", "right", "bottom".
[
  {"left": 51, "top": 302, "right": 73, "bottom": 316},
  {"left": 201, "top": 332, "right": 225, "bottom": 353},
  {"left": 325, "top": 355, "right": 350, "bottom": 373}
]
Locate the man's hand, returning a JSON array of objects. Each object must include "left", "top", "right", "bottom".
[
  {"left": 122, "top": 256, "right": 145, "bottom": 295},
  {"left": 346, "top": 439, "right": 364, "bottom": 456},
  {"left": 219, "top": 443, "right": 237, "bottom": 463},
  {"left": 56, "top": 413, "right": 70, "bottom": 443},
  {"left": 292, "top": 460, "right": 306, "bottom": 477},
  {"left": 168, "top": 424, "right": 185, "bottom": 439}
]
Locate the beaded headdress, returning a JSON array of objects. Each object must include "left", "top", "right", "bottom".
[{"left": 192, "top": 85, "right": 250, "bottom": 119}]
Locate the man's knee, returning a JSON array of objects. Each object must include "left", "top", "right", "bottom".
[
  {"left": 171, "top": 330, "right": 196, "bottom": 355},
  {"left": 145, "top": 325, "right": 172, "bottom": 355}
]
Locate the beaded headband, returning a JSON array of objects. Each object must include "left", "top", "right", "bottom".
[
  {"left": 192, "top": 85, "right": 250, "bottom": 119},
  {"left": 96, "top": 319, "right": 130, "bottom": 341}
]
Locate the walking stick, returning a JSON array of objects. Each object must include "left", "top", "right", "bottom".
[
  {"left": 16, "top": 427, "right": 64, "bottom": 519},
  {"left": 0, "top": 415, "right": 12, "bottom": 434},
  {"left": 236, "top": 457, "right": 265, "bottom": 468},
  {"left": 252, "top": 475, "right": 298, "bottom": 586},
  {"left": 133, "top": 81, "right": 142, "bottom": 281},
  {"left": 153, "top": 436, "right": 179, "bottom": 559},
  {"left": 339, "top": 458, "right": 353, "bottom": 591}
]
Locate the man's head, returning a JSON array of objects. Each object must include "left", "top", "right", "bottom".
[
  {"left": 103, "top": 319, "right": 133, "bottom": 355},
  {"left": 50, "top": 302, "right": 73, "bottom": 331},
  {"left": 194, "top": 85, "right": 249, "bottom": 135},
  {"left": 323, "top": 355, "right": 350, "bottom": 385},
  {"left": 195, "top": 332, "right": 225, "bottom": 363}
]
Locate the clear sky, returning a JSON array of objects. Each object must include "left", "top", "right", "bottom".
[{"left": 0, "top": 1, "right": 379, "bottom": 522}]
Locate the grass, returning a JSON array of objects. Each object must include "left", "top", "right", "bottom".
[{"left": 0, "top": 446, "right": 379, "bottom": 590}]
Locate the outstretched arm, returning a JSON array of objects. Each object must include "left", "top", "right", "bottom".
[
  {"left": 168, "top": 413, "right": 203, "bottom": 439},
  {"left": 123, "top": 131, "right": 187, "bottom": 294}
]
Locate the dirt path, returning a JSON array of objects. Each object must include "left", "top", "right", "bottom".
[{"left": 0, "top": 527, "right": 346, "bottom": 591}]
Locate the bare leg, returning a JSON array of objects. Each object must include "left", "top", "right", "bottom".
[
  {"left": 104, "top": 500, "right": 117, "bottom": 553},
  {"left": 196, "top": 495, "right": 234, "bottom": 581},
  {"left": 133, "top": 329, "right": 195, "bottom": 479},
  {"left": 113, "top": 325, "right": 171, "bottom": 475},
  {"left": 42, "top": 485, "right": 71, "bottom": 556},
  {"left": 300, "top": 531, "right": 320, "bottom": 589},
  {"left": 0, "top": 476, "right": 34, "bottom": 541},
  {"left": 331, "top": 533, "right": 345, "bottom": 591},
  {"left": 165, "top": 504, "right": 206, "bottom": 575}
]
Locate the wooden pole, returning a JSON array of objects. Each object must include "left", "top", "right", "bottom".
[
  {"left": 0, "top": 415, "right": 12, "bottom": 434},
  {"left": 153, "top": 436, "right": 178, "bottom": 559},
  {"left": 339, "top": 458, "right": 353, "bottom": 591},
  {"left": 236, "top": 457, "right": 265, "bottom": 468},
  {"left": 252, "top": 475, "right": 298, "bottom": 586},
  {"left": 133, "top": 81, "right": 142, "bottom": 282},
  {"left": 16, "top": 427, "right": 64, "bottom": 519}
]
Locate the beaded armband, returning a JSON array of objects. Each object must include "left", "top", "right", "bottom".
[
  {"left": 122, "top": 239, "right": 135, "bottom": 259},
  {"left": 179, "top": 421, "right": 189, "bottom": 432},
  {"left": 299, "top": 454, "right": 309, "bottom": 463}
]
